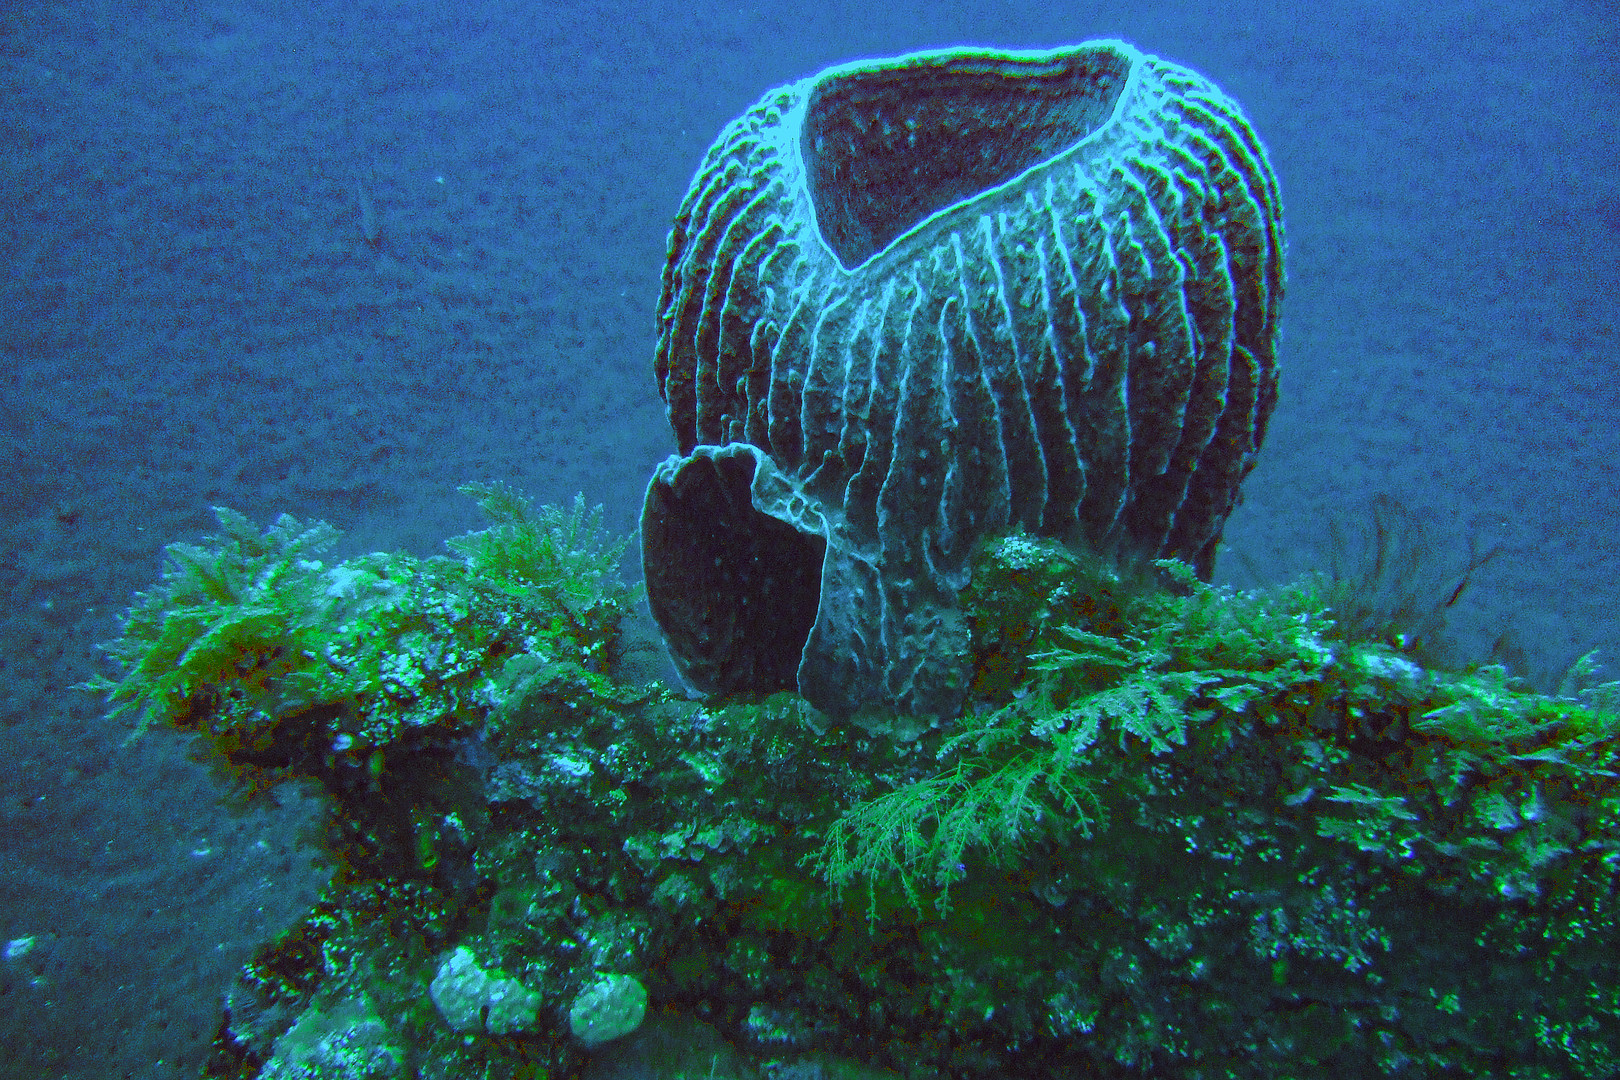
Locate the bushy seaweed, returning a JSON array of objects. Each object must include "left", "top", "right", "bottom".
[
  {"left": 812, "top": 542, "right": 1339, "bottom": 913},
  {"left": 806, "top": 534, "right": 1620, "bottom": 1074},
  {"left": 82, "top": 508, "right": 344, "bottom": 740},
  {"left": 447, "top": 482, "right": 636, "bottom": 641},
  {"left": 87, "top": 503, "right": 1620, "bottom": 1080},
  {"left": 83, "top": 485, "right": 639, "bottom": 782}
]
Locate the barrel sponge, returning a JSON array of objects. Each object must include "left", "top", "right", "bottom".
[{"left": 643, "top": 41, "right": 1284, "bottom": 721}]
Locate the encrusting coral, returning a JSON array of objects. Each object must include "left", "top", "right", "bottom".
[{"left": 87, "top": 491, "right": 1620, "bottom": 1079}]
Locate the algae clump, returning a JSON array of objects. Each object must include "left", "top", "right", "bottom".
[{"left": 85, "top": 500, "right": 1620, "bottom": 1080}]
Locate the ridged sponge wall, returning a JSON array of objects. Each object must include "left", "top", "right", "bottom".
[{"left": 643, "top": 41, "right": 1285, "bottom": 721}]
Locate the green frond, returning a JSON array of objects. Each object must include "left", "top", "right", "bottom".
[
  {"left": 1553, "top": 649, "right": 1620, "bottom": 715},
  {"left": 809, "top": 751, "right": 1101, "bottom": 918},
  {"left": 812, "top": 533, "right": 1344, "bottom": 914},
  {"left": 449, "top": 483, "right": 636, "bottom": 637},
  {"left": 82, "top": 507, "right": 341, "bottom": 739},
  {"left": 455, "top": 479, "right": 536, "bottom": 528},
  {"left": 1082, "top": 670, "right": 1210, "bottom": 753}
]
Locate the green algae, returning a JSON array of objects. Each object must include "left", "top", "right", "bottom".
[{"left": 87, "top": 502, "right": 1620, "bottom": 1079}]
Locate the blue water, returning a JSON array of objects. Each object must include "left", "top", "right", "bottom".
[{"left": 1, "top": 1, "right": 1614, "bottom": 1075}]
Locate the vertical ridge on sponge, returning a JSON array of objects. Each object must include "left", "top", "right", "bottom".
[{"left": 645, "top": 41, "right": 1284, "bottom": 719}]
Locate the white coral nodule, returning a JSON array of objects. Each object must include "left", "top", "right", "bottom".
[
  {"left": 568, "top": 972, "right": 648, "bottom": 1048},
  {"left": 428, "top": 946, "right": 541, "bottom": 1035}
]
